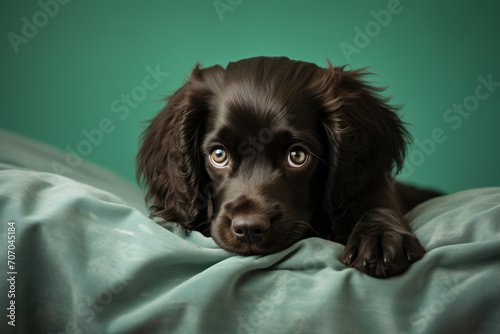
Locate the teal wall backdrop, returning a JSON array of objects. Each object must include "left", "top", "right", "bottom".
[{"left": 2, "top": 0, "right": 499, "bottom": 193}]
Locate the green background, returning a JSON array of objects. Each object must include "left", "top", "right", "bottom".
[{"left": 1, "top": 0, "right": 499, "bottom": 194}]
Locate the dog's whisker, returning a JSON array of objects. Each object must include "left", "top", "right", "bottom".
[
  {"left": 309, "top": 151, "right": 326, "bottom": 164},
  {"left": 289, "top": 220, "right": 321, "bottom": 237},
  {"left": 186, "top": 220, "right": 210, "bottom": 235}
]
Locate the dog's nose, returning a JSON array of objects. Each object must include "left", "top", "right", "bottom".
[{"left": 231, "top": 215, "right": 270, "bottom": 245}]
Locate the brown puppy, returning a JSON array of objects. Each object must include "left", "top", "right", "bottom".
[{"left": 137, "top": 56, "right": 440, "bottom": 278}]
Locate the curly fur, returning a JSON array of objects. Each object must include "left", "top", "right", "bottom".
[{"left": 136, "top": 56, "right": 440, "bottom": 277}]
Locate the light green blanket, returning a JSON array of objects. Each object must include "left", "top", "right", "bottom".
[{"left": 1, "top": 130, "right": 500, "bottom": 333}]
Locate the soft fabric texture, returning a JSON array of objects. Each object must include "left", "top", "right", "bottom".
[
  {"left": 1, "top": 168, "right": 500, "bottom": 333},
  {"left": 0, "top": 129, "right": 147, "bottom": 215},
  {"left": 1, "top": 130, "right": 499, "bottom": 333}
]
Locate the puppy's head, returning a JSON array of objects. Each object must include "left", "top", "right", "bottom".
[{"left": 137, "top": 57, "right": 409, "bottom": 254}]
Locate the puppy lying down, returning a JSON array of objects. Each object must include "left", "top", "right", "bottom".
[{"left": 136, "top": 56, "right": 440, "bottom": 278}]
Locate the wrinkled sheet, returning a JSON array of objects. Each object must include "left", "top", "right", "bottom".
[
  {"left": 1, "top": 167, "right": 500, "bottom": 334},
  {"left": 1, "top": 129, "right": 500, "bottom": 333}
]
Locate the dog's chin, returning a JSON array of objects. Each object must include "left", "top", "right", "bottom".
[
  {"left": 215, "top": 239, "right": 294, "bottom": 256},
  {"left": 215, "top": 239, "right": 292, "bottom": 256},
  {"left": 211, "top": 224, "right": 309, "bottom": 256}
]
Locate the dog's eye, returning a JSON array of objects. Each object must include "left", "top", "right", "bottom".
[
  {"left": 210, "top": 148, "right": 229, "bottom": 167},
  {"left": 287, "top": 147, "right": 308, "bottom": 167}
]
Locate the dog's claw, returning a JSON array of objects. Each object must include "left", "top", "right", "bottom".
[
  {"left": 341, "top": 212, "right": 426, "bottom": 277},
  {"left": 346, "top": 253, "right": 353, "bottom": 264}
]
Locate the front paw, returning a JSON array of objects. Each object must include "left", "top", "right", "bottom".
[{"left": 340, "top": 209, "right": 425, "bottom": 278}]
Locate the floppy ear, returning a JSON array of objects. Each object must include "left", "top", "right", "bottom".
[
  {"left": 312, "top": 62, "right": 410, "bottom": 222},
  {"left": 136, "top": 64, "right": 225, "bottom": 230}
]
